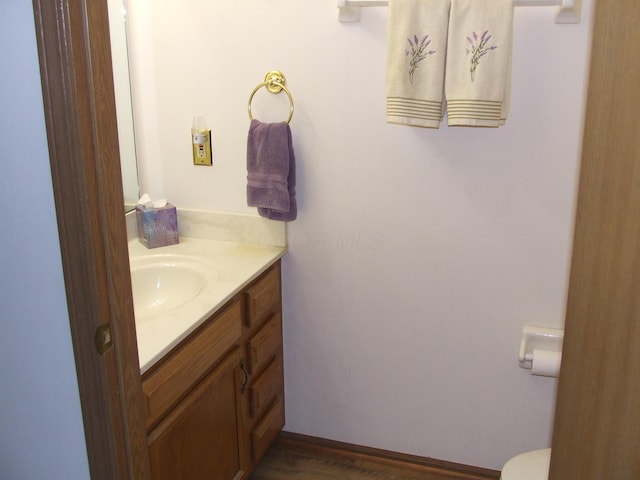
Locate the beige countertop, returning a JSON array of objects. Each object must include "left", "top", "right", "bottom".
[{"left": 129, "top": 236, "right": 286, "bottom": 373}]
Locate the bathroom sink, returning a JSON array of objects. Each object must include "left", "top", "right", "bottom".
[{"left": 130, "top": 254, "right": 212, "bottom": 321}]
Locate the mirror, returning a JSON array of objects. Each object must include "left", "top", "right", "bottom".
[{"left": 107, "top": 0, "right": 139, "bottom": 212}]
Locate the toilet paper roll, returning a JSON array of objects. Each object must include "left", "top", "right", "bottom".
[{"left": 531, "top": 349, "right": 562, "bottom": 378}]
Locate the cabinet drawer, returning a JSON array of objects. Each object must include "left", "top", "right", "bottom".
[
  {"left": 248, "top": 313, "right": 282, "bottom": 374},
  {"left": 249, "top": 355, "right": 284, "bottom": 419},
  {"left": 251, "top": 396, "right": 285, "bottom": 462},
  {"left": 246, "top": 264, "right": 281, "bottom": 327},
  {"left": 143, "top": 301, "right": 242, "bottom": 430}
]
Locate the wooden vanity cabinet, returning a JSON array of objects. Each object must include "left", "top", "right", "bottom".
[{"left": 141, "top": 260, "right": 284, "bottom": 480}]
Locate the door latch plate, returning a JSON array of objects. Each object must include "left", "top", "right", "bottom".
[{"left": 95, "top": 323, "right": 114, "bottom": 355}]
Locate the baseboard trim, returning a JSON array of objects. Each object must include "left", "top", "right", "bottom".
[{"left": 275, "top": 431, "right": 501, "bottom": 479}]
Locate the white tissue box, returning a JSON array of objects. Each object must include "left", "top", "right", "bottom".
[{"left": 135, "top": 203, "right": 179, "bottom": 249}]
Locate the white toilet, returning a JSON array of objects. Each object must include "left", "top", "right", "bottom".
[{"left": 500, "top": 448, "right": 551, "bottom": 480}]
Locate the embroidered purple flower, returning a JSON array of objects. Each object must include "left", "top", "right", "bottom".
[
  {"left": 405, "top": 34, "right": 436, "bottom": 84},
  {"left": 465, "top": 30, "right": 498, "bottom": 82}
]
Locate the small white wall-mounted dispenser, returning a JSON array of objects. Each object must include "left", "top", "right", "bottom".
[
  {"left": 192, "top": 115, "right": 213, "bottom": 166},
  {"left": 519, "top": 325, "right": 564, "bottom": 378}
]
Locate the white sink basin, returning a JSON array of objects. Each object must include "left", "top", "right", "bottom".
[{"left": 130, "top": 254, "right": 213, "bottom": 322}]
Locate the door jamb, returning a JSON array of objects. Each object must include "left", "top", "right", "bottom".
[{"left": 32, "top": 0, "right": 150, "bottom": 478}]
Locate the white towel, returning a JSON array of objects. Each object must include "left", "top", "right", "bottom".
[
  {"left": 445, "top": 0, "right": 514, "bottom": 127},
  {"left": 386, "top": 0, "right": 452, "bottom": 128}
]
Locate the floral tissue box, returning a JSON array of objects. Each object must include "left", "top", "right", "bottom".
[{"left": 135, "top": 203, "right": 179, "bottom": 248}]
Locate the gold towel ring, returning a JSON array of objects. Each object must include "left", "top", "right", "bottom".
[{"left": 248, "top": 70, "right": 294, "bottom": 124}]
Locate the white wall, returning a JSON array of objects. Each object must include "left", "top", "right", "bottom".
[
  {"left": 128, "top": 0, "right": 594, "bottom": 470},
  {"left": 0, "top": 2, "right": 90, "bottom": 479}
]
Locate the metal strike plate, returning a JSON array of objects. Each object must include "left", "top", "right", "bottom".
[{"left": 95, "top": 323, "right": 114, "bottom": 355}]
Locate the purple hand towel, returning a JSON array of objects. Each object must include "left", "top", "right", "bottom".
[{"left": 247, "top": 119, "right": 297, "bottom": 221}]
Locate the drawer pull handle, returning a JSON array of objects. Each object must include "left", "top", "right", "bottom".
[{"left": 240, "top": 359, "right": 249, "bottom": 394}]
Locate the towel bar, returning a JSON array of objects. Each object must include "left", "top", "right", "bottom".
[
  {"left": 337, "top": 0, "right": 581, "bottom": 24},
  {"left": 248, "top": 71, "right": 295, "bottom": 125}
]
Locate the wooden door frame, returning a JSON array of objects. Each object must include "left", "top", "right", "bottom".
[
  {"left": 550, "top": 0, "right": 640, "bottom": 477},
  {"left": 32, "top": 0, "right": 151, "bottom": 478}
]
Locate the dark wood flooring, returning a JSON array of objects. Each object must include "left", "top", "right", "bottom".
[{"left": 250, "top": 433, "right": 501, "bottom": 480}]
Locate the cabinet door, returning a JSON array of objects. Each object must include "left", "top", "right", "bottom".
[{"left": 148, "top": 348, "right": 244, "bottom": 480}]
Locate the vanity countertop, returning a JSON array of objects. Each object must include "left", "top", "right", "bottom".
[{"left": 129, "top": 236, "right": 286, "bottom": 373}]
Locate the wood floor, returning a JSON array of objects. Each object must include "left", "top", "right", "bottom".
[{"left": 250, "top": 432, "right": 501, "bottom": 480}]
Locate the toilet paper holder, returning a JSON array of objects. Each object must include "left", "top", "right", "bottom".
[{"left": 519, "top": 325, "right": 564, "bottom": 370}]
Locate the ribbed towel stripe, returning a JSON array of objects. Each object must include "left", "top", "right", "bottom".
[
  {"left": 447, "top": 99, "right": 503, "bottom": 122},
  {"left": 387, "top": 98, "right": 443, "bottom": 121}
]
